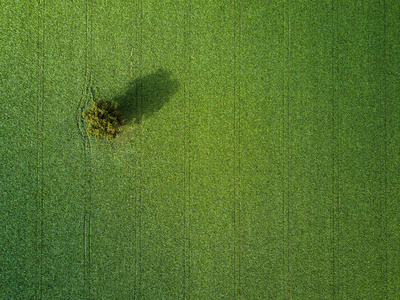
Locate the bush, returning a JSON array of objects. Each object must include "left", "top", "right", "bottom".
[{"left": 82, "top": 99, "right": 124, "bottom": 140}]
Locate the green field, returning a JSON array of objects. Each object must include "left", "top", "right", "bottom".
[{"left": 1, "top": 0, "right": 399, "bottom": 299}]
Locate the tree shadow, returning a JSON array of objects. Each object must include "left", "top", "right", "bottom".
[{"left": 114, "top": 68, "right": 180, "bottom": 125}]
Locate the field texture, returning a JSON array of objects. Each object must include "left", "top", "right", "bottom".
[{"left": 1, "top": 0, "right": 399, "bottom": 299}]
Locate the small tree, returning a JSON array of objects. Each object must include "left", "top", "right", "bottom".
[{"left": 82, "top": 99, "right": 124, "bottom": 140}]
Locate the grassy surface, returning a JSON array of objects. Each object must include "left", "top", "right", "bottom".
[{"left": 1, "top": 0, "right": 399, "bottom": 299}]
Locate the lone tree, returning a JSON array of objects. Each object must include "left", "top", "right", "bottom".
[{"left": 82, "top": 99, "right": 124, "bottom": 140}]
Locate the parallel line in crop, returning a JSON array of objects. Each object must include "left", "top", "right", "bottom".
[
  {"left": 83, "top": 0, "right": 93, "bottom": 298},
  {"left": 382, "top": 0, "right": 388, "bottom": 296},
  {"left": 136, "top": 0, "right": 144, "bottom": 297},
  {"left": 331, "top": 0, "right": 338, "bottom": 298},
  {"left": 36, "top": 1, "right": 46, "bottom": 298},
  {"left": 282, "top": 0, "right": 291, "bottom": 297},
  {"left": 183, "top": 0, "right": 192, "bottom": 298},
  {"left": 233, "top": 0, "right": 242, "bottom": 297}
]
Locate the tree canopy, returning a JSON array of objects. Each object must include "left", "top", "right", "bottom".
[{"left": 82, "top": 99, "right": 124, "bottom": 140}]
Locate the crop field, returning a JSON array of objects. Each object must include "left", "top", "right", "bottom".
[{"left": 1, "top": 0, "right": 399, "bottom": 299}]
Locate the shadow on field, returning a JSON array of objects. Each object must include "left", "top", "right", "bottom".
[{"left": 114, "top": 68, "right": 180, "bottom": 124}]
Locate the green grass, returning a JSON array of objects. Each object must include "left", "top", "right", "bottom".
[{"left": 1, "top": 0, "right": 399, "bottom": 299}]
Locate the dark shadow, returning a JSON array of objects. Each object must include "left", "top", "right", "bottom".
[{"left": 114, "top": 68, "right": 180, "bottom": 124}]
